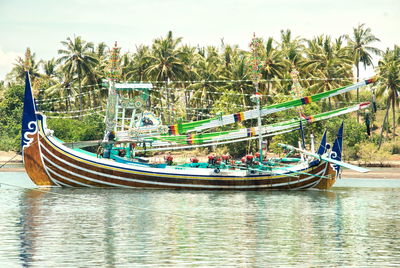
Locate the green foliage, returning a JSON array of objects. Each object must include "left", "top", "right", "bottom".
[
  {"left": 381, "top": 141, "right": 400, "bottom": 154},
  {"left": 0, "top": 85, "right": 24, "bottom": 152},
  {"left": 47, "top": 113, "right": 105, "bottom": 142},
  {"left": 222, "top": 140, "right": 258, "bottom": 158},
  {"left": 357, "top": 141, "right": 391, "bottom": 165}
]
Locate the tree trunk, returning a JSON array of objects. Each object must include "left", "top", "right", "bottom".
[
  {"left": 87, "top": 89, "right": 92, "bottom": 109},
  {"left": 378, "top": 98, "right": 391, "bottom": 150},
  {"left": 356, "top": 63, "right": 360, "bottom": 123},
  {"left": 241, "top": 86, "right": 246, "bottom": 108},
  {"left": 392, "top": 90, "right": 396, "bottom": 139},
  {"left": 184, "top": 87, "right": 189, "bottom": 121},
  {"left": 78, "top": 73, "right": 82, "bottom": 118}
]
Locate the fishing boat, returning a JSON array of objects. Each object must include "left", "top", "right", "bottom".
[
  {"left": 21, "top": 63, "right": 374, "bottom": 190},
  {"left": 22, "top": 39, "right": 376, "bottom": 190}
]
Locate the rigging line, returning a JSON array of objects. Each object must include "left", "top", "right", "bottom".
[
  {"left": 152, "top": 86, "right": 279, "bottom": 97},
  {"left": 36, "top": 87, "right": 107, "bottom": 103},
  {"left": 45, "top": 112, "right": 106, "bottom": 119},
  {"left": 39, "top": 83, "right": 104, "bottom": 93},
  {"left": 37, "top": 86, "right": 105, "bottom": 99},
  {"left": 5, "top": 131, "right": 49, "bottom": 168},
  {"left": 151, "top": 95, "right": 256, "bottom": 109},
  {"left": 120, "top": 77, "right": 354, "bottom": 84},
  {"left": 0, "top": 153, "right": 20, "bottom": 169},
  {"left": 40, "top": 105, "right": 105, "bottom": 114},
  {"left": 134, "top": 128, "right": 298, "bottom": 152}
]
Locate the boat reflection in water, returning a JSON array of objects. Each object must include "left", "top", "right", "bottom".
[{"left": 16, "top": 186, "right": 400, "bottom": 267}]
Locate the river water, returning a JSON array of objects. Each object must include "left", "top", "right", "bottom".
[{"left": 0, "top": 172, "right": 399, "bottom": 267}]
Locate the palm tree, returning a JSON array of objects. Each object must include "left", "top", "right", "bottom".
[
  {"left": 225, "top": 55, "right": 253, "bottom": 109},
  {"left": 346, "top": 23, "right": 381, "bottom": 120},
  {"left": 187, "top": 49, "right": 223, "bottom": 116},
  {"left": 57, "top": 36, "right": 98, "bottom": 114},
  {"left": 376, "top": 46, "right": 400, "bottom": 141},
  {"left": 7, "top": 50, "right": 41, "bottom": 88},
  {"left": 177, "top": 44, "right": 201, "bottom": 119},
  {"left": 41, "top": 58, "right": 59, "bottom": 85},
  {"left": 346, "top": 24, "right": 381, "bottom": 80},
  {"left": 145, "top": 31, "right": 186, "bottom": 123},
  {"left": 279, "top": 29, "right": 305, "bottom": 68},
  {"left": 302, "top": 35, "right": 353, "bottom": 109},
  {"left": 95, "top": 42, "right": 108, "bottom": 58},
  {"left": 261, "top": 37, "right": 288, "bottom": 100},
  {"left": 126, "top": 45, "right": 151, "bottom": 82},
  {"left": 45, "top": 72, "right": 76, "bottom": 111}
]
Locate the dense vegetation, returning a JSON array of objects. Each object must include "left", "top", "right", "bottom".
[{"left": 0, "top": 24, "right": 399, "bottom": 162}]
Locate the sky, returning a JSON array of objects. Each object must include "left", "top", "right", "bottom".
[{"left": 0, "top": 0, "right": 399, "bottom": 81}]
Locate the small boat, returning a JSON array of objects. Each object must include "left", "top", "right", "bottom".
[{"left": 22, "top": 68, "right": 371, "bottom": 190}]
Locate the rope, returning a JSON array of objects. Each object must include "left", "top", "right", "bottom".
[
  {"left": 40, "top": 105, "right": 104, "bottom": 114},
  {"left": 36, "top": 87, "right": 106, "bottom": 104},
  {"left": 121, "top": 77, "right": 354, "bottom": 84},
  {"left": 0, "top": 153, "right": 21, "bottom": 168},
  {"left": 45, "top": 111, "right": 105, "bottom": 119}
]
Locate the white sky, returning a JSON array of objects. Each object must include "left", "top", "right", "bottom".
[{"left": 0, "top": 0, "right": 399, "bottom": 80}]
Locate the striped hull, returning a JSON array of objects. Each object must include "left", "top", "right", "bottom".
[{"left": 22, "top": 117, "right": 337, "bottom": 190}]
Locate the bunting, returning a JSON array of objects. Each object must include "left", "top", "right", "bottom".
[
  {"left": 300, "top": 96, "right": 312, "bottom": 105},
  {"left": 147, "top": 102, "right": 371, "bottom": 147},
  {"left": 247, "top": 127, "right": 256, "bottom": 137},
  {"left": 168, "top": 125, "right": 179, "bottom": 135},
  {"left": 234, "top": 112, "right": 245, "bottom": 122}
]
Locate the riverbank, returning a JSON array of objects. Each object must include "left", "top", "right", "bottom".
[{"left": 341, "top": 168, "right": 400, "bottom": 179}]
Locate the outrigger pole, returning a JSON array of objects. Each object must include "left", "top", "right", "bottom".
[
  {"left": 61, "top": 102, "right": 370, "bottom": 150},
  {"left": 277, "top": 143, "right": 370, "bottom": 173},
  {"left": 172, "top": 77, "right": 376, "bottom": 134}
]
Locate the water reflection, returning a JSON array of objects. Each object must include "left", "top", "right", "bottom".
[
  {"left": 18, "top": 190, "right": 45, "bottom": 267},
  {"left": 12, "top": 188, "right": 400, "bottom": 267}
]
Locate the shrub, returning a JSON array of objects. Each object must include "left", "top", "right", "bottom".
[
  {"left": 381, "top": 141, "right": 400, "bottom": 154},
  {"left": 357, "top": 141, "right": 391, "bottom": 165},
  {"left": 0, "top": 85, "right": 24, "bottom": 152},
  {"left": 47, "top": 113, "right": 105, "bottom": 142}
]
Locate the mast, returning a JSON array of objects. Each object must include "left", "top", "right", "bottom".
[
  {"left": 255, "top": 79, "right": 263, "bottom": 160},
  {"left": 104, "top": 42, "right": 121, "bottom": 139},
  {"left": 250, "top": 33, "right": 264, "bottom": 160}
]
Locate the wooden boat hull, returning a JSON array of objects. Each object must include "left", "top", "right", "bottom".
[{"left": 21, "top": 115, "right": 336, "bottom": 190}]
